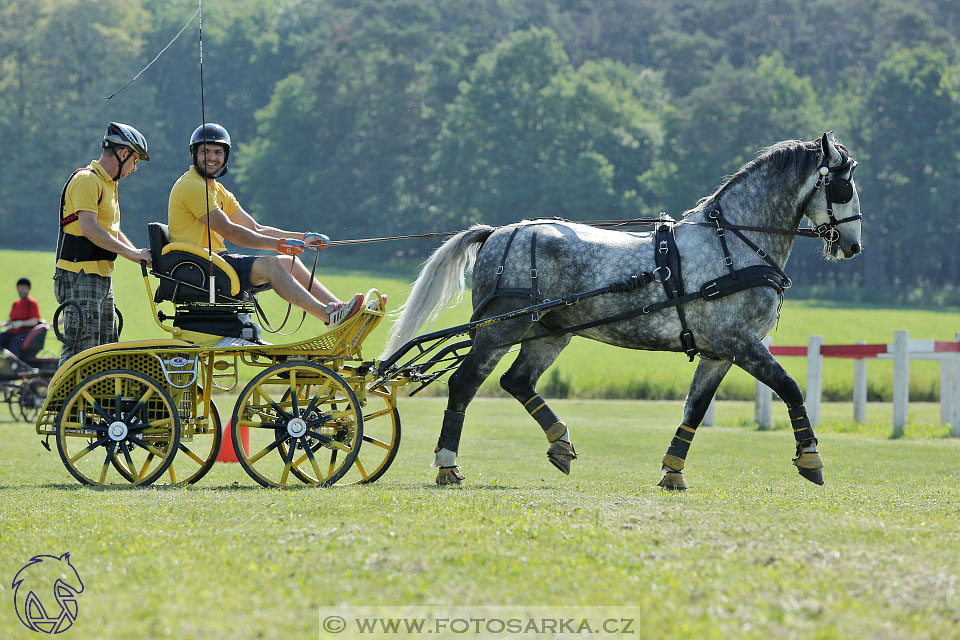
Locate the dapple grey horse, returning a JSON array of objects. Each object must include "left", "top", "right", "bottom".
[{"left": 382, "top": 133, "right": 861, "bottom": 489}]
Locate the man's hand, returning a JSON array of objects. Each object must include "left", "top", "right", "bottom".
[
  {"left": 128, "top": 247, "right": 152, "bottom": 267},
  {"left": 277, "top": 238, "right": 306, "bottom": 256},
  {"left": 304, "top": 232, "right": 330, "bottom": 250}
]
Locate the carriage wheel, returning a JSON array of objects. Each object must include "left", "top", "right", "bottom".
[
  {"left": 111, "top": 390, "right": 222, "bottom": 486},
  {"left": 56, "top": 370, "right": 180, "bottom": 487},
  {"left": 231, "top": 362, "right": 363, "bottom": 488},
  {"left": 19, "top": 377, "right": 49, "bottom": 423},
  {"left": 4, "top": 385, "right": 19, "bottom": 421},
  {"left": 282, "top": 384, "right": 401, "bottom": 485}
]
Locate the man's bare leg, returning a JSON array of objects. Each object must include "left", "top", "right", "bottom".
[
  {"left": 250, "top": 256, "right": 331, "bottom": 321},
  {"left": 282, "top": 254, "right": 338, "bottom": 305}
]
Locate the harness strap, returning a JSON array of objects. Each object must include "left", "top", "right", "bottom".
[
  {"left": 654, "top": 221, "right": 698, "bottom": 361},
  {"left": 470, "top": 222, "right": 548, "bottom": 324}
]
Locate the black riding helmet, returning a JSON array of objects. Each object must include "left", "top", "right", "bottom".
[
  {"left": 102, "top": 122, "right": 149, "bottom": 180},
  {"left": 190, "top": 123, "right": 231, "bottom": 178}
]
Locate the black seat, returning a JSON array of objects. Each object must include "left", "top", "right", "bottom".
[
  {"left": 148, "top": 222, "right": 242, "bottom": 304},
  {"left": 146, "top": 223, "right": 263, "bottom": 344}
]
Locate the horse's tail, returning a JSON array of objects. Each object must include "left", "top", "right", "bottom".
[{"left": 380, "top": 224, "right": 496, "bottom": 360}]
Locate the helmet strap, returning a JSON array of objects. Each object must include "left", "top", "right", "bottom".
[
  {"left": 193, "top": 147, "right": 228, "bottom": 179},
  {"left": 110, "top": 146, "right": 130, "bottom": 181}
]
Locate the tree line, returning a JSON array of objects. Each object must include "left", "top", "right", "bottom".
[{"left": 1, "top": 0, "right": 958, "bottom": 302}]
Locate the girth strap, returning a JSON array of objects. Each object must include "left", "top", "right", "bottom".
[{"left": 654, "top": 220, "right": 698, "bottom": 361}]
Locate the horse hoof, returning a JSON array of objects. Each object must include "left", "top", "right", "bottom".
[
  {"left": 436, "top": 466, "right": 465, "bottom": 485},
  {"left": 546, "top": 440, "right": 577, "bottom": 475},
  {"left": 797, "top": 466, "right": 825, "bottom": 486},
  {"left": 793, "top": 450, "right": 824, "bottom": 485},
  {"left": 658, "top": 471, "right": 687, "bottom": 491}
]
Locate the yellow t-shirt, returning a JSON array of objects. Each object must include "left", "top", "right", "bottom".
[
  {"left": 57, "top": 161, "right": 120, "bottom": 276},
  {"left": 168, "top": 167, "right": 241, "bottom": 254}
]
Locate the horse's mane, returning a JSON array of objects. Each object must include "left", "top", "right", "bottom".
[{"left": 685, "top": 138, "right": 849, "bottom": 216}]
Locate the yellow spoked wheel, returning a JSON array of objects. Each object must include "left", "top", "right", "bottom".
[
  {"left": 283, "top": 384, "right": 401, "bottom": 485},
  {"left": 112, "top": 390, "right": 221, "bottom": 486},
  {"left": 56, "top": 370, "right": 180, "bottom": 487},
  {"left": 231, "top": 362, "right": 363, "bottom": 488}
]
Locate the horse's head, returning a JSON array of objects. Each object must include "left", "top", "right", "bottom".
[{"left": 800, "top": 132, "right": 862, "bottom": 260}]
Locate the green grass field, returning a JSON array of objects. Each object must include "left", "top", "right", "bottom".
[
  {"left": 2, "top": 248, "right": 959, "bottom": 638},
  {"left": 5, "top": 249, "right": 959, "bottom": 406},
  {"left": 2, "top": 398, "right": 958, "bottom": 639}
]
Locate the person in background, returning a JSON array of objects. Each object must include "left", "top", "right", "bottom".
[
  {"left": 0, "top": 278, "right": 41, "bottom": 358},
  {"left": 55, "top": 122, "right": 152, "bottom": 367}
]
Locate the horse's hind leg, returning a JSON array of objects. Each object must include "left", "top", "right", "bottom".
[
  {"left": 729, "top": 339, "right": 824, "bottom": 485},
  {"left": 659, "top": 357, "right": 732, "bottom": 490},
  {"left": 434, "top": 335, "right": 513, "bottom": 485},
  {"left": 499, "top": 335, "right": 576, "bottom": 474}
]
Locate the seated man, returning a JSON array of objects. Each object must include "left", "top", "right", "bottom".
[
  {"left": 0, "top": 278, "right": 41, "bottom": 359},
  {"left": 168, "top": 123, "right": 365, "bottom": 329}
]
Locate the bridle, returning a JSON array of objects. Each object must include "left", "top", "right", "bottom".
[{"left": 799, "top": 153, "right": 862, "bottom": 244}]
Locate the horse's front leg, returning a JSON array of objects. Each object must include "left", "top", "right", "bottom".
[
  {"left": 730, "top": 339, "right": 824, "bottom": 485},
  {"left": 659, "top": 356, "right": 732, "bottom": 490}
]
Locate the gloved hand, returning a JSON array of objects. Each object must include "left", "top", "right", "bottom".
[
  {"left": 304, "top": 232, "right": 330, "bottom": 249},
  {"left": 277, "top": 237, "right": 306, "bottom": 256}
]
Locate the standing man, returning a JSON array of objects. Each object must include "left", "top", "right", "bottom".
[
  {"left": 168, "top": 123, "right": 365, "bottom": 329},
  {"left": 0, "top": 278, "right": 41, "bottom": 358},
  {"left": 55, "top": 122, "right": 153, "bottom": 367}
]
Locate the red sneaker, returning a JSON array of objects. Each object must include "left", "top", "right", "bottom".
[{"left": 325, "top": 293, "right": 363, "bottom": 329}]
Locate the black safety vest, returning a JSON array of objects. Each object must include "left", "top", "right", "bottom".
[{"left": 56, "top": 167, "right": 118, "bottom": 264}]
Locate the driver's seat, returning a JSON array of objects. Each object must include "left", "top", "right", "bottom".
[
  {"left": 148, "top": 222, "right": 242, "bottom": 304},
  {"left": 147, "top": 222, "right": 262, "bottom": 344}
]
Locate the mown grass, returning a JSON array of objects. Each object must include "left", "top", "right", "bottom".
[{"left": 1, "top": 397, "right": 958, "bottom": 639}]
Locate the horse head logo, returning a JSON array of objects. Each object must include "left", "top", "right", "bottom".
[{"left": 12, "top": 553, "right": 84, "bottom": 634}]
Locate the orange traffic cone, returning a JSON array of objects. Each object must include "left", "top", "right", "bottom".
[{"left": 217, "top": 416, "right": 250, "bottom": 463}]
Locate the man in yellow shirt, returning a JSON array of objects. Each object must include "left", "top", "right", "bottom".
[
  {"left": 55, "top": 122, "right": 153, "bottom": 367},
  {"left": 168, "top": 123, "right": 363, "bottom": 329}
]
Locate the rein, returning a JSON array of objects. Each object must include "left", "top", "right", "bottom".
[{"left": 324, "top": 216, "right": 834, "bottom": 248}]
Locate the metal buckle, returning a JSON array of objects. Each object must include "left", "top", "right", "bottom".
[
  {"left": 716, "top": 227, "right": 725, "bottom": 236},
  {"left": 530, "top": 268, "right": 537, "bottom": 279},
  {"left": 652, "top": 266, "right": 671, "bottom": 283},
  {"left": 703, "top": 282, "right": 719, "bottom": 298},
  {"left": 495, "top": 266, "right": 504, "bottom": 275},
  {"left": 724, "top": 256, "right": 733, "bottom": 266},
  {"left": 756, "top": 249, "right": 767, "bottom": 259},
  {"left": 658, "top": 240, "right": 669, "bottom": 255}
]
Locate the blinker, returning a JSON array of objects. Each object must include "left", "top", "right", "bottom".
[{"left": 828, "top": 178, "right": 854, "bottom": 204}]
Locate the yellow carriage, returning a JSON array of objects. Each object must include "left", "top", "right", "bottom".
[{"left": 35, "top": 223, "right": 401, "bottom": 488}]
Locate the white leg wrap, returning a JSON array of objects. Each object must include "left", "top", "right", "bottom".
[{"left": 432, "top": 448, "right": 457, "bottom": 469}]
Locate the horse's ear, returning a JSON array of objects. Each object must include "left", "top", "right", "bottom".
[{"left": 820, "top": 131, "right": 841, "bottom": 164}]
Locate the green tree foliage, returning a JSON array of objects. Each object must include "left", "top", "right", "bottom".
[
  {"left": 853, "top": 46, "right": 960, "bottom": 291},
  {"left": 1, "top": 0, "right": 959, "bottom": 300},
  {"left": 430, "top": 29, "right": 663, "bottom": 226}
]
